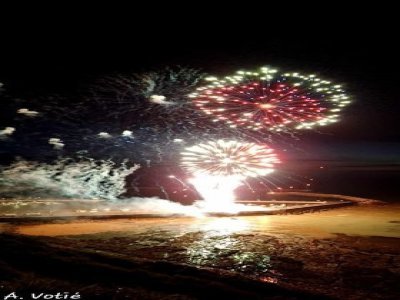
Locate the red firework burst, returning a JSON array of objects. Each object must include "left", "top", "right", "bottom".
[{"left": 191, "top": 67, "right": 349, "bottom": 131}]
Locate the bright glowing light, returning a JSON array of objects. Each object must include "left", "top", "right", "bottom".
[
  {"left": 121, "top": 130, "right": 133, "bottom": 137},
  {"left": 191, "top": 66, "right": 350, "bottom": 132},
  {"left": 258, "top": 103, "right": 276, "bottom": 109},
  {"left": 98, "top": 132, "right": 112, "bottom": 138},
  {"left": 149, "top": 94, "right": 174, "bottom": 105},
  {"left": 189, "top": 174, "right": 242, "bottom": 213},
  {"left": 0, "top": 127, "right": 15, "bottom": 137},
  {"left": 17, "top": 108, "right": 39, "bottom": 117},
  {"left": 199, "top": 218, "right": 250, "bottom": 236},
  {"left": 48, "top": 138, "right": 64, "bottom": 149},
  {"left": 182, "top": 140, "right": 279, "bottom": 212}
]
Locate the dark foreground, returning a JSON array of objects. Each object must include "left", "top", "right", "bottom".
[
  {"left": 0, "top": 234, "right": 329, "bottom": 300},
  {"left": 1, "top": 204, "right": 400, "bottom": 299}
]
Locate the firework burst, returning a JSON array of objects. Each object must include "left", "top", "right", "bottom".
[
  {"left": 0, "top": 67, "right": 218, "bottom": 163},
  {"left": 181, "top": 140, "right": 280, "bottom": 212},
  {"left": 181, "top": 140, "right": 279, "bottom": 179},
  {"left": 191, "top": 66, "right": 350, "bottom": 132},
  {"left": 90, "top": 66, "right": 206, "bottom": 127}
]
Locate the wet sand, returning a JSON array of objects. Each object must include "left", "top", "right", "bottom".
[{"left": 7, "top": 203, "right": 400, "bottom": 238}]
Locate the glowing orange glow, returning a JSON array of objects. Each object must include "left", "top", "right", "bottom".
[{"left": 258, "top": 103, "right": 275, "bottom": 109}]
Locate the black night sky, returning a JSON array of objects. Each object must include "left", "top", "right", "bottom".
[{"left": 1, "top": 12, "right": 399, "bottom": 199}]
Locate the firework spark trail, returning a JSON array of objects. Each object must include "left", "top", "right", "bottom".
[{"left": 191, "top": 66, "right": 350, "bottom": 133}]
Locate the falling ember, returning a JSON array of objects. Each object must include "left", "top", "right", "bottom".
[
  {"left": 191, "top": 66, "right": 350, "bottom": 132},
  {"left": 181, "top": 140, "right": 280, "bottom": 212}
]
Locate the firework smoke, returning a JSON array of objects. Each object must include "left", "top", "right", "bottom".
[{"left": 0, "top": 158, "right": 139, "bottom": 200}]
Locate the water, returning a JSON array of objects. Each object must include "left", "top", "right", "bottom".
[{"left": 312, "top": 169, "right": 400, "bottom": 202}]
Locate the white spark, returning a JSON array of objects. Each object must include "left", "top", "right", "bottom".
[
  {"left": 121, "top": 130, "right": 133, "bottom": 138},
  {"left": 17, "top": 108, "right": 39, "bottom": 117},
  {"left": 98, "top": 132, "right": 112, "bottom": 138},
  {"left": 0, "top": 127, "right": 15, "bottom": 137},
  {"left": 149, "top": 95, "right": 174, "bottom": 105},
  {"left": 48, "top": 138, "right": 64, "bottom": 149}
]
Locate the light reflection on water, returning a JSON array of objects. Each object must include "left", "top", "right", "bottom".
[
  {"left": 184, "top": 218, "right": 272, "bottom": 275},
  {"left": 196, "top": 218, "right": 251, "bottom": 237},
  {"left": 2, "top": 204, "right": 399, "bottom": 299}
]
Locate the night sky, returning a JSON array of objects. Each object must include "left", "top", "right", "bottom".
[
  {"left": 1, "top": 14, "right": 399, "bottom": 163},
  {"left": 0, "top": 9, "right": 399, "bottom": 201}
]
